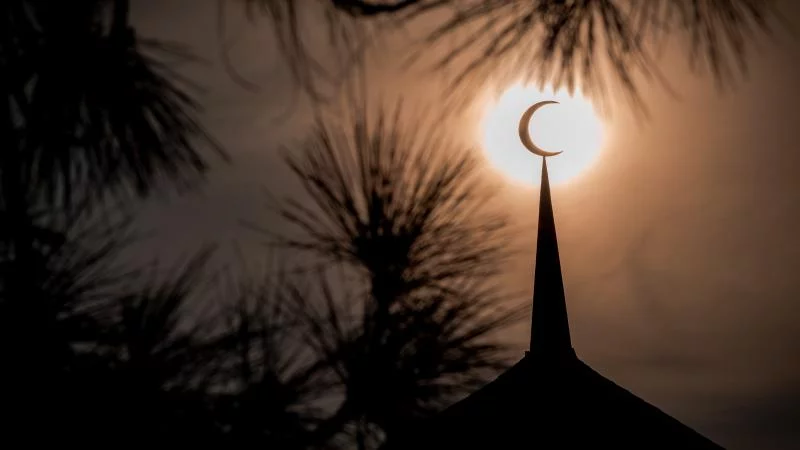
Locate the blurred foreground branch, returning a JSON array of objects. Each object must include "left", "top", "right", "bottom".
[
  {"left": 259, "top": 98, "right": 525, "bottom": 447},
  {"left": 244, "top": 0, "right": 781, "bottom": 111}
]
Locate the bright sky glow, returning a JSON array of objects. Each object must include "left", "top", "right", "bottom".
[{"left": 480, "top": 83, "right": 606, "bottom": 187}]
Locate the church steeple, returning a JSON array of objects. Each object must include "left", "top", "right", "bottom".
[{"left": 529, "top": 157, "right": 574, "bottom": 358}]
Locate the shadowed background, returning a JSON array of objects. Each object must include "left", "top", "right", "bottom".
[{"left": 129, "top": 1, "right": 800, "bottom": 448}]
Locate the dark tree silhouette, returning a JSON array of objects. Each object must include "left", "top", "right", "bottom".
[
  {"left": 0, "top": 210, "right": 329, "bottom": 447},
  {"left": 2, "top": 0, "right": 226, "bottom": 208},
  {"left": 1, "top": 4, "right": 227, "bottom": 421},
  {"left": 1, "top": 2, "right": 226, "bottom": 355},
  {"left": 86, "top": 250, "right": 221, "bottom": 444},
  {"left": 260, "top": 100, "right": 525, "bottom": 448},
  {"left": 210, "top": 265, "right": 330, "bottom": 448},
  {"left": 284, "top": 271, "right": 524, "bottom": 448},
  {"left": 0, "top": 2, "right": 538, "bottom": 448},
  {"left": 244, "top": 0, "right": 780, "bottom": 110},
  {"left": 0, "top": 205, "right": 136, "bottom": 443},
  {"left": 267, "top": 100, "right": 510, "bottom": 297},
  {"left": 0, "top": 205, "right": 132, "bottom": 370}
]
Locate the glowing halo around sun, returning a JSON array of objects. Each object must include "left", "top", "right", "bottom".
[{"left": 480, "top": 84, "right": 605, "bottom": 187}]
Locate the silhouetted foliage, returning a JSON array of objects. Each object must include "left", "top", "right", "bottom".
[
  {"left": 83, "top": 249, "right": 222, "bottom": 444},
  {"left": 418, "top": 0, "right": 779, "bottom": 110},
  {"left": 0, "top": 205, "right": 131, "bottom": 372},
  {"left": 0, "top": 203, "right": 135, "bottom": 442},
  {"left": 1, "top": 4, "right": 227, "bottom": 407},
  {"left": 210, "top": 266, "right": 329, "bottom": 448},
  {"left": 267, "top": 101, "right": 509, "bottom": 297},
  {"left": 244, "top": 0, "right": 780, "bottom": 110},
  {"left": 2, "top": 0, "right": 225, "bottom": 208},
  {"left": 261, "top": 100, "right": 525, "bottom": 448},
  {"left": 283, "top": 272, "right": 524, "bottom": 448}
]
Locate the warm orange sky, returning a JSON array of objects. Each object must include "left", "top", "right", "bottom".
[{"left": 131, "top": 1, "right": 800, "bottom": 448}]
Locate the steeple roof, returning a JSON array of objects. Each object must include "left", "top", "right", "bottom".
[{"left": 385, "top": 152, "right": 724, "bottom": 450}]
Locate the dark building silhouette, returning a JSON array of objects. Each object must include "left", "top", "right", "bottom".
[{"left": 390, "top": 158, "right": 724, "bottom": 449}]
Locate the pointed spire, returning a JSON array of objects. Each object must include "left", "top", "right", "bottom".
[{"left": 529, "top": 158, "right": 574, "bottom": 359}]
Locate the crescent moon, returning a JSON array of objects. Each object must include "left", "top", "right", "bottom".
[{"left": 519, "top": 101, "right": 562, "bottom": 157}]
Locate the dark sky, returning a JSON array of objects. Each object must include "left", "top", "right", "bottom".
[{"left": 130, "top": 1, "right": 800, "bottom": 448}]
